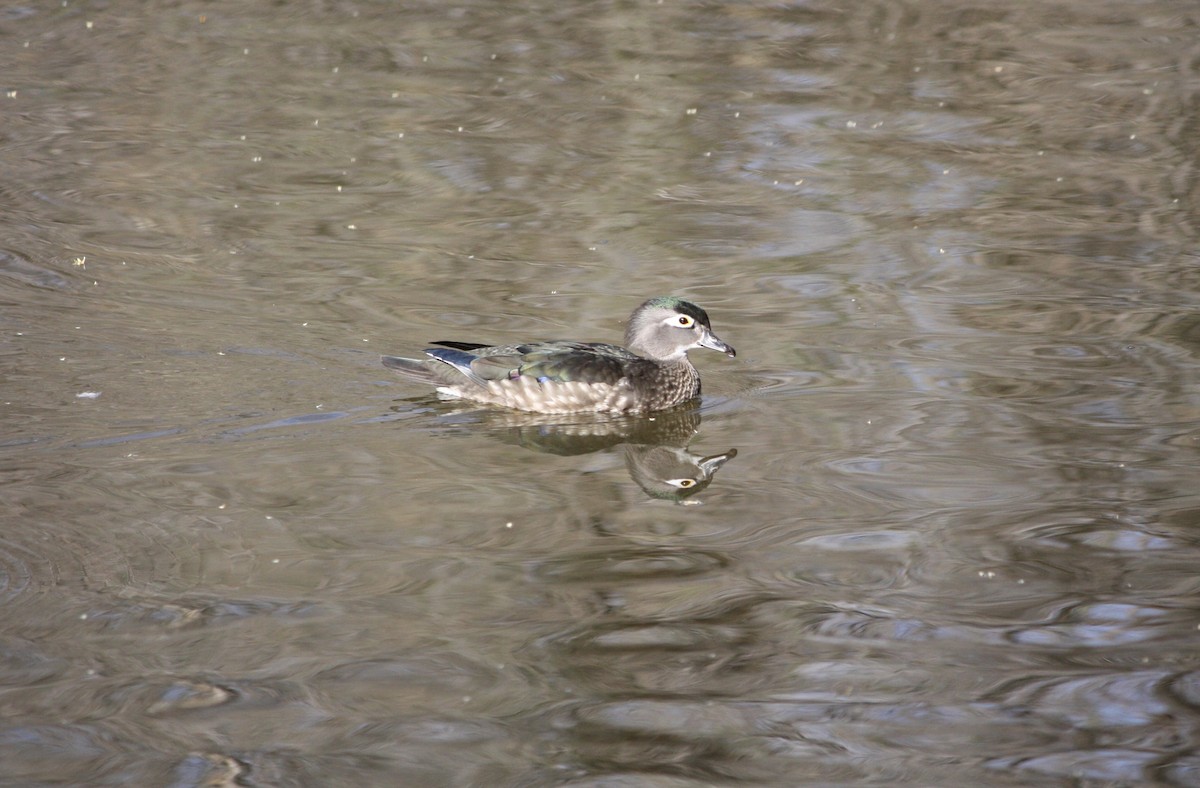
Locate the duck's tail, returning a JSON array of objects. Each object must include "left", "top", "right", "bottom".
[
  {"left": 381, "top": 355, "right": 444, "bottom": 385},
  {"left": 382, "top": 351, "right": 492, "bottom": 388}
]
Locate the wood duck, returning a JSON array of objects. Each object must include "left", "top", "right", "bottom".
[{"left": 381, "top": 297, "right": 735, "bottom": 414}]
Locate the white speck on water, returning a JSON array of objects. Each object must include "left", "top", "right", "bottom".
[{"left": 76, "top": 391, "right": 101, "bottom": 399}]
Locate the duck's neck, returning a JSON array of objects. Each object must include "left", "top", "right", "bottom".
[{"left": 649, "top": 356, "right": 701, "bottom": 407}]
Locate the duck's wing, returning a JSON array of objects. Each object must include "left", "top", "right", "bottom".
[{"left": 427, "top": 341, "right": 648, "bottom": 389}]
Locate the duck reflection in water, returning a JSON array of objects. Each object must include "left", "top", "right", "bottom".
[{"left": 399, "top": 401, "right": 737, "bottom": 505}]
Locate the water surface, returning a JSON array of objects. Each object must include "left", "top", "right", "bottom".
[{"left": 2, "top": 1, "right": 1199, "bottom": 785}]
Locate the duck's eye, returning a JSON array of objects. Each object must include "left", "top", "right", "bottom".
[
  {"left": 676, "top": 315, "right": 694, "bottom": 327},
  {"left": 668, "top": 478, "right": 697, "bottom": 488}
]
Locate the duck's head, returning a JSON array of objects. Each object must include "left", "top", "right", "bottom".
[{"left": 624, "top": 297, "right": 736, "bottom": 362}]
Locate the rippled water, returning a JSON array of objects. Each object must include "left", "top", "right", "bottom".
[{"left": 2, "top": 0, "right": 1199, "bottom": 785}]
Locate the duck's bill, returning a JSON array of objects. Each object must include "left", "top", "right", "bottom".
[
  {"left": 698, "top": 448, "right": 738, "bottom": 474},
  {"left": 698, "top": 331, "right": 736, "bottom": 358}
]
